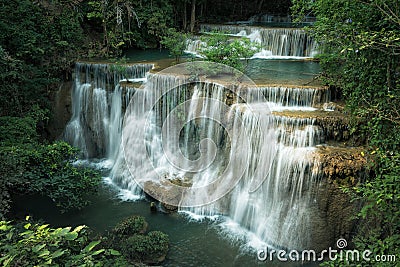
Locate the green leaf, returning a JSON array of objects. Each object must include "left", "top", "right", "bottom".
[
  {"left": 1, "top": 255, "right": 16, "bottom": 266},
  {"left": 91, "top": 249, "right": 105, "bottom": 256},
  {"left": 109, "top": 249, "right": 121, "bottom": 256},
  {"left": 58, "top": 227, "right": 72, "bottom": 236},
  {"left": 32, "top": 243, "right": 46, "bottom": 253},
  {"left": 6, "top": 232, "right": 13, "bottom": 239},
  {"left": 73, "top": 225, "right": 86, "bottom": 233},
  {"left": 37, "top": 224, "right": 49, "bottom": 231},
  {"left": 83, "top": 240, "right": 101, "bottom": 252},
  {"left": 38, "top": 249, "right": 50, "bottom": 258},
  {"left": 64, "top": 231, "right": 78, "bottom": 241},
  {"left": 51, "top": 249, "right": 65, "bottom": 259}
]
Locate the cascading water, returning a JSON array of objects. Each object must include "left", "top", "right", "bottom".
[
  {"left": 178, "top": 85, "right": 325, "bottom": 250},
  {"left": 64, "top": 61, "right": 330, "bottom": 252},
  {"left": 252, "top": 86, "right": 329, "bottom": 108},
  {"left": 185, "top": 37, "right": 206, "bottom": 57},
  {"left": 64, "top": 62, "right": 153, "bottom": 159},
  {"left": 186, "top": 24, "right": 318, "bottom": 58},
  {"left": 218, "top": 106, "right": 323, "bottom": 250}
]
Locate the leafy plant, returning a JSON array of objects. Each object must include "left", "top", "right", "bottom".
[
  {"left": 161, "top": 28, "right": 189, "bottom": 63},
  {"left": 106, "top": 215, "right": 169, "bottom": 265},
  {"left": 112, "top": 215, "right": 148, "bottom": 237},
  {"left": 199, "top": 31, "right": 260, "bottom": 72},
  {"left": 0, "top": 217, "right": 126, "bottom": 266},
  {"left": 292, "top": 0, "right": 400, "bottom": 265},
  {"left": 121, "top": 231, "right": 169, "bottom": 264},
  {"left": 0, "top": 113, "right": 101, "bottom": 217}
]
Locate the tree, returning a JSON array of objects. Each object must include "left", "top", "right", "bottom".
[
  {"left": 0, "top": 112, "right": 102, "bottom": 218},
  {"left": 161, "top": 28, "right": 189, "bottom": 63},
  {"left": 199, "top": 32, "right": 260, "bottom": 72},
  {"left": 190, "top": 0, "right": 197, "bottom": 32},
  {"left": 85, "top": 0, "right": 175, "bottom": 53},
  {"left": 292, "top": 1, "right": 400, "bottom": 266}
]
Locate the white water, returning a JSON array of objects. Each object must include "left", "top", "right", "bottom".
[
  {"left": 64, "top": 62, "right": 330, "bottom": 251},
  {"left": 186, "top": 24, "right": 318, "bottom": 59},
  {"left": 64, "top": 62, "right": 153, "bottom": 158}
]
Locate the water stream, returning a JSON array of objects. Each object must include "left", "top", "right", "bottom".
[
  {"left": 185, "top": 24, "right": 318, "bottom": 59},
  {"left": 58, "top": 26, "right": 328, "bottom": 266}
]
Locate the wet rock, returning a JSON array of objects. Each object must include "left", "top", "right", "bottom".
[
  {"left": 47, "top": 81, "right": 73, "bottom": 140},
  {"left": 316, "top": 146, "right": 368, "bottom": 185},
  {"left": 310, "top": 179, "right": 359, "bottom": 252},
  {"left": 323, "top": 102, "right": 344, "bottom": 111},
  {"left": 306, "top": 145, "right": 370, "bottom": 251},
  {"left": 272, "top": 110, "right": 351, "bottom": 141},
  {"left": 143, "top": 181, "right": 182, "bottom": 213},
  {"left": 150, "top": 202, "right": 157, "bottom": 213}
]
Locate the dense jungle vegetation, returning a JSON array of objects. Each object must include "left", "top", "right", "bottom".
[
  {"left": 292, "top": 0, "right": 400, "bottom": 265},
  {"left": 0, "top": 0, "right": 399, "bottom": 265}
]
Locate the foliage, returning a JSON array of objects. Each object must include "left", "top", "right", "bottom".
[
  {"left": 0, "top": 218, "right": 126, "bottom": 267},
  {"left": 292, "top": 0, "right": 400, "bottom": 266},
  {"left": 106, "top": 215, "right": 169, "bottom": 264},
  {"left": 112, "top": 215, "right": 148, "bottom": 237},
  {"left": 0, "top": 114, "right": 39, "bottom": 146},
  {"left": 199, "top": 32, "right": 260, "bottom": 72},
  {"left": 0, "top": 0, "right": 86, "bottom": 75},
  {"left": 121, "top": 231, "right": 169, "bottom": 264},
  {"left": 0, "top": 1, "right": 87, "bottom": 116},
  {"left": 0, "top": 114, "right": 101, "bottom": 218},
  {"left": 84, "top": 0, "right": 174, "bottom": 55},
  {"left": 161, "top": 28, "right": 189, "bottom": 63}
]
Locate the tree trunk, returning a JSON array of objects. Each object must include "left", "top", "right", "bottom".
[
  {"left": 183, "top": 1, "right": 187, "bottom": 31},
  {"left": 190, "top": 0, "right": 196, "bottom": 33},
  {"left": 258, "top": 0, "right": 265, "bottom": 12}
]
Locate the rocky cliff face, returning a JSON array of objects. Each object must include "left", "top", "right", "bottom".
[
  {"left": 310, "top": 146, "right": 368, "bottom": 251},
  {"left": 48, "top": 81, "right": 73, "bottom": 141}
]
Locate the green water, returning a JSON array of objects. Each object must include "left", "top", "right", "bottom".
[
  {"left": 124, "top": 48, "right": 172, "bottom": 62},
  {"left": 11, "top": 182, "right": 317, "bottom": 267},
  {"left": 246, "top": 59, "right": 321, "bottom": 86},
  {"left": 124, "top": 49, "right": 321, "bottom": 86}
]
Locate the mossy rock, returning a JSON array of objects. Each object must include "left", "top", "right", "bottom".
[
  {"left": 121, "top": 231, "right": 169, "bottom": 265},
  {"left": 113, "top": 215, "right": 148, "bottom": 237}
]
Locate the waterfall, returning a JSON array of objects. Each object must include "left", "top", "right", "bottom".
[
  {"left": 185, "top": 38, "right": 206, "bottom": 57},
  {"left": 222, "top": 106, "right": 322, "bottom": 250},
  {"left": 64, "top": 62, "right": 331, "bottom": 251},
  {"left": 64, "top": 62, "right": 153, "bottom": 158},
  {"left": 256, "top": 86, "right": 329, "bottom": 108},
  {"left": 186, "top": 24, "right": 318, "bottom": 58}
]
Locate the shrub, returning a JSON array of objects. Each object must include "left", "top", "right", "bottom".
[
  {"left": 161, "top": 28, "right": 189, "bottom": 63},
  {"left": 199, "top": 31, "right": 260, "bottom": 72},
  {"left": 0, "top": 218, "right": 126, "bottom": 266},
  {"left": 113, "top": 215, "right": 148, "bottom": 237},
  {"left": 121, "top": 231, "right": 169, "bottom": 264},
  {"left": 0, "top": 113, "right": 101, "bottom": 217}
]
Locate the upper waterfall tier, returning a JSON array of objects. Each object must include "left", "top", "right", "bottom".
[
  {"left": 192, "top": 24, "right": 318, "bottom": 58},
  {"left": 63, "top": 62, "right": 153, "bottom": 158},
  {"left": 75, "top": 62, "right": 154, "bottom": 90},
  {"left": 248, "top": 86, "right": 329, "bottom": 107}
]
